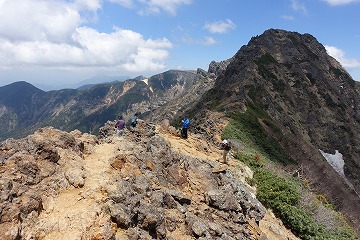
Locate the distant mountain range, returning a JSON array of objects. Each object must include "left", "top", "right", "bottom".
[
  {"left": 0, "top": 69, "right": 207, "bottom": 141},
  {"left": 1, "top": 28, "right": 359, "bottom": 235}
]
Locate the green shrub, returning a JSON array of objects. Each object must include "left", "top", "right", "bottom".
[
  {"left": 234, "top": 152, "right": 264, "bottom": 170},
  {"left": 330, "top": 67, "right": 343, "bottom": 78},
  {"left": 255, "top": 169, "right": 300, "bottom": 207},
  {"left": 253, "top": 169, "right": 359, "bottom": 240},
  {"left": 306, "top": 73, "right": 316, "bottom": 84},
  {"left": 274, "top": 203, "right": 323, "bottom": 239},
  {"left": 288, "top": 35, "right": 300, "bottom": 46}
]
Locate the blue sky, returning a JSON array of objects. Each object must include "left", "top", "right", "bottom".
[{"left": 0, "top": 0, "right": 359, "bottom": 90}]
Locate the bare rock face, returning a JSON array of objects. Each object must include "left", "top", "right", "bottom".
[
  {"left": 0, "top": 121, "right": 269, "bottom": 239},
  {"left": 208, "top": 58, "right": 234, "bottom": 77}
]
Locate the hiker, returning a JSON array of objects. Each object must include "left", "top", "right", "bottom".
[
  {"left": 115, "top": 115, "right": 125, "bottom": 136},
  {"left": 181, "top": 117, "right": 190, "bottom": 139},
  {"left": 131, "top": 113, "right": 138, "bottom": 128},
  {"left": 221, "top": 139, "right": 231, "bottom": 163}
]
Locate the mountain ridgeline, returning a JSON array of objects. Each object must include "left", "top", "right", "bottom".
[
  {"left": 0, "top": 70, "right": 205, "bottom": 141},
  {"left": 1, "top": 28, "right": 360, "bottom": 236}
]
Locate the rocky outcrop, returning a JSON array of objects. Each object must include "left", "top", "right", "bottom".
[
  {"left": 0, "top": 120, "right": 272, "bottom": 239},
  {"left": 102, "top": 120, "right": 267, "bottom": 239},
  {"left": 0, "top": 127, "right": 96, "bottom": 239},
  {"left": 208, "top": 58, "right": 234, "bottom": 77},
  {"left": 145, "top": 72, "right": 217, "bottom": 126}
]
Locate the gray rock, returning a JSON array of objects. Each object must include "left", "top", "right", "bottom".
[
  {"left": 192, "top": 220, "right": 208, "bottom": 237},
  {"left": 0, "top": 179, "right": 13, "bottom": 202},
  {"left": 165, "top": 189, "right": 191, "bottom": 205},
  {"left": 64, "top": 168, "right": 85, "bottom": 188},
  {"left": 109, "top": 204, "right": 131, "bottom": 229},
  {"left": 207, "top": 185, "right": 242, "bottom": 212}
]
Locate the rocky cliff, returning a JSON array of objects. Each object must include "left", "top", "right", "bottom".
[
  {"left": 0, "top": 118, "right": 301, "bottom": 240},
  {"left": 187, "top": 29, "right": 360, "bottom": 232}
]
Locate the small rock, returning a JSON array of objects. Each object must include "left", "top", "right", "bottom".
[
  {"left": 192, "top": 220, "right": 208, "bottom": 237},
  {"left": 165, "top": 189, "right": 191, "bottom": 205},
  {"left": 109, "top": 204, "right": 131, "bottom": 229}
]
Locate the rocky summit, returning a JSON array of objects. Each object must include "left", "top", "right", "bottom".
[{"left": 0, "top": 117, "right": 303, "bottom": 240}]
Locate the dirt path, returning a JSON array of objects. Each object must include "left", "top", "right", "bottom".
[
  {"left": 34, "top": 140, "right": 121, "bottom": 240},
  {"left": 32, "top": 127, "right": 299, "bottom": 240},
  {"left": 158, "top": 130, "right": 222, "bottom": 162}
]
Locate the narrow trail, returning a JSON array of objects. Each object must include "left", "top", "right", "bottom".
[
  {"left": 34, "top": 140, "right": 121, "bottom": 240},
  {"left": 158, "top": 130, "right": 223, "bottom": 162},
  {"left": 158, "top": 128, "right": 300, "bottom": 240},
  {"left": 158, "top": 129, "right": 251, "bottom": 180}
]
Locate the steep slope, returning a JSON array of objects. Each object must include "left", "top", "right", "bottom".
[
  {"left": 190, "top": 28, "right": 360, "bottom": 232},
  {"left": 0, "top": 120, "right": 302, "bottom": 240}
]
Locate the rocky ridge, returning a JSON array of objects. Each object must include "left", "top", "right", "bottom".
[
  {"left": 0, "top": 117, "right": 299, "bottom": 240},
  {"left": 187, "top": 29, "right": 360, "bottom": 231}
]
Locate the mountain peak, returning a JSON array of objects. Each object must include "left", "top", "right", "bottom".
[
  {"left": 0, "top": 81, "right": 44, "bottom": 103},
  {"left": 194, "top": 28, "right": 360, "bottom": 233},
  {"left": 1, "top": 80, "right": 42, "bottom": 92}
]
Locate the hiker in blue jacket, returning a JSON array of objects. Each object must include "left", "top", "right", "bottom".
[
  {"left": 131, "top": 113, "right": 138, "bottom": 128},
  {"left": 181, "top": 117, "right": 190, "bottom": 139}
]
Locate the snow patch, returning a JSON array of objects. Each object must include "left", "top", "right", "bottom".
[
  {"left": 142, "top": 78, "right": 149, "bottom": 85},
  {"left": 320, "top": 149, "right": 360, "bottom": 198},
  {"left": 141, "top": 78, "right": 153, "bottom": 92},
  {"left": 319, "top": 149, "right": 345, "bottom": 177}
]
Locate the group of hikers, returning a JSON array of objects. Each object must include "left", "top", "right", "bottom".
[
  {"left": 115, "top": 113, "right": 138, "bottom": 136},
  {"left": 179, "top": 116, "right": 231, "bottom": 163},
  {"left": 115, "top": 114, "right": 231, "bottom": 164}
]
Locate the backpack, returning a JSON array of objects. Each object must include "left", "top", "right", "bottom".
[
  {"left": 131, "top": 116, "right": 137, "bottom": 127},
  {"left": 224, "top": 142, "right": 231, "bottom": 151},
  {"left": 221, "top": 140, "right": 231, "bottom": 151},
  {"left": 131, "top": 116, "right": 137, "bottom": 123}
]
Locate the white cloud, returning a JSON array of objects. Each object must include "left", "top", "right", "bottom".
[
  {"left": 0, "top": 0, "right": 172, "bottom": 75},
  {"left": 138, "top": 0, "right": 192, "bottom": 15},
  {"left": 0, "top": 0, "right": 82, "bottom": 43},
  {"left": 321, "top": 0, "right": 360, "bottom": 5},
  {"left": 203, "top": 19, "right": 236, "bottom": 34},
  {"left": 291, "top": 0, "right": 307, "bottom": 13},
  {"left": 325, "top": 45, "right": 360, "bottom": 68}
]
